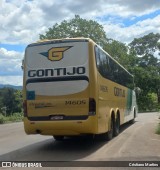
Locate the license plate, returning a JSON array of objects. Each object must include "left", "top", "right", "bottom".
[{"left": 50, "top": 115, "right": 64, "bottom": 120}]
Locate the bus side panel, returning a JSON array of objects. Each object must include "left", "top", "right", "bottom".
[{"left": 97, "top": 73, "right": 128, "bottom": 133}]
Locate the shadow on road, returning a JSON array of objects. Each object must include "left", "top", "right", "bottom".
[
  {"left": 120, "top": 120, "right": 137, "bottom": 133},
  {"left": 0, "top": 136, "right": 107, "bottom": 161},
  {"left": 0, "top": 121, "right": 136, "bottom": 162}
]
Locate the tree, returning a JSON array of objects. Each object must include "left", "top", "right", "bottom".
[
  {"left": 0, "top": 88, "right": 22, "bottom": 116},
  {"left": 129, "top": 33, "right": 160, "bottom": 56},
  {"left": 40, "top": 15, "right": 107, "bottom": 47},
  {"left": 105, "top": 34, "right": 160, "bottom": 111},
  {"left": 2, "top": 88, "right": 15, "bottom": 115},
  {"left": 14, "top": 90, "right": 22, "bottom": 113},
  {"left": 104, "top": 39, "right": 138, "bottom": 71},
  {"left": 130, "top": 33, "right": 160, "bottom": 105}
]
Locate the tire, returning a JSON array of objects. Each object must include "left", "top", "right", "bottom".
[
  {"left": 53, "top": 136, "right": 64, "bottom": 141},
  {"left": 130, "top": 109, "right": 136, "bottom": 124},
  {"left": 107, "top": 117, "right": 114, "bottom": 140},
  {"left": 101, "top": 117, "right": 114, "bottom": 141},
  {"left": 114, "top": 116, "right": 120, "bottom": 136}
]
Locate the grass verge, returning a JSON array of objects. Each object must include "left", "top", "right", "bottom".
[
  {"left": 155, "top": 123, "right": 160, "bottom": 135},
  {"left": 0, "top": 113, "right": 23, "bottom": 124}
]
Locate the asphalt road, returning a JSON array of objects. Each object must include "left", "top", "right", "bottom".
[{"left": 0, "top": 112, "right": 160, "bottom": 169}]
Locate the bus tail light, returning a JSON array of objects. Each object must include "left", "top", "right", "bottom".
[
  {"left": 89, "top": 98, "right": 96, "bottom": 115},
  {"left": 23, "top": 100, "right": 28, "bottom": 117}
]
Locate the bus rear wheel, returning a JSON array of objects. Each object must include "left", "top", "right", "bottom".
[
  {"left": 113, "top": 116, "right": 120, "bottom": 136},
  {"left": 107, "top": 117, "right": 114, "bottom": 140},
  {"left": 101, "top": 117, "right": 114, "bottom": 141},
  {"left": 130, "top": 109, "right": 136, "bottom": 124}
]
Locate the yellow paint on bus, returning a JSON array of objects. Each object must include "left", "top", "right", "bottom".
[{"left": 23, "top": 38, "right": 137, "bottom": 140}]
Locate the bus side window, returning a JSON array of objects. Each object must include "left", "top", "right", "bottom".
[{"left": 95, "top": 46, "right": 101, "bottom": 67}]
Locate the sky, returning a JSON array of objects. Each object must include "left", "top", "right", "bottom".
[{"left": 0, "top": 0, "right": 160, "bottom": 86}]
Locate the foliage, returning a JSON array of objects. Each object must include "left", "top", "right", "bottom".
[
  {"left": 137, "top": 93, "right": 158, "bottom": 112},
  {"left": 155, "top": 123, "right": 160, "bottom": 135},
  {"left": 105, "top": 35, "right": 160, "bottom": 111},
  {"left": 0, "top": 114, "right": 6, "bottom": 124},
  {"left": 129, "top": 33, "right": 160, "bottom": 56},
  {"left": 0, "top": 88, "right": 22, "bottom": 116},
  {"left": 129, "top": 33, "right": 160, "bottom": 110},
  {"left": 0, "top": 112, "right": 23, "bottom": 124},
  {"left": 104, "top": 39, "right": 138, "bottom": 71},
  {"left": 40, "top": 15, "right": 107, "bottom": 47}
]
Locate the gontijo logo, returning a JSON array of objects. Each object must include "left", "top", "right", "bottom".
[{"left": 40, "top": 46, "right": 72, "bottom": 61}]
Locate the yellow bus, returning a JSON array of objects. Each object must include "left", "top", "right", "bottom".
[{"left": 23, "top": 38, "right": 137, "bottom": 140}]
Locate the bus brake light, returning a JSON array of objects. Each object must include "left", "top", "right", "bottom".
[{"left": 89, "top": 98, "right": 96, "bottom": 115}]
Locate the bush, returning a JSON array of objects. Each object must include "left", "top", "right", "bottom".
[
  {"left": 8, "top": 112, "right": 23, "bottom": 122},
  {"left": 0, "top": 114, "right": 7, "bottom": 124},
  {"left": 137, "top": 93, "right": 159, "bottom": 112},
  {"left": 0, "top": 112, "right": 23, "bottom": 124},
  {"left": 156, "top": 123, "right": 160, "bottom": 135}
]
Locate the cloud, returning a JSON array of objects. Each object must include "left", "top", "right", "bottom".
[
  {"left": 0, "top": 48, "right": 23, "bottom": 76},
  {"left": 0, "top": 48, "right": 23, "bottom": 59},
  {"left": 0, "top": 76, "right": 22, "bottom": 86},
  {"left": 0, "top": 0, "right": 47, "bottom": 44},
  {"left": 103, "top": 15, "right": 160, "bottom": 43},
  {"left": 0, "top": 0, "right": 160, "bottom": 45},
  {"left": 117, "top": 0, "right": 160, "bottom": 14}
]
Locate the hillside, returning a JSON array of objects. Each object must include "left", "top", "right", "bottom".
[{"left": 0, "top": 84, "right": 22, "bottom": 90}]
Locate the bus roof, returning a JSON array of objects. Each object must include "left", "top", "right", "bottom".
[{"left": 27, "top": 37, "right": 91, "bottom": 48}]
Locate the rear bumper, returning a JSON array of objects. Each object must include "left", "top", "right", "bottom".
[{"left": 23, "top": 116, "right": 97, "bottom": 136}]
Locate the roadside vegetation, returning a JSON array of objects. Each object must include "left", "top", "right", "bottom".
[
  {"left": 156, "top": 123, "right": 160, "bottom": 135},
  {"left": 0, "top": 15, "right": 160, "bottom": 125},
  {"left": 0, "top": 88, "right": 23, "bottom": 124},
  {"left": 0, "top": 112, "right": 23, "bottom": 124}
]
